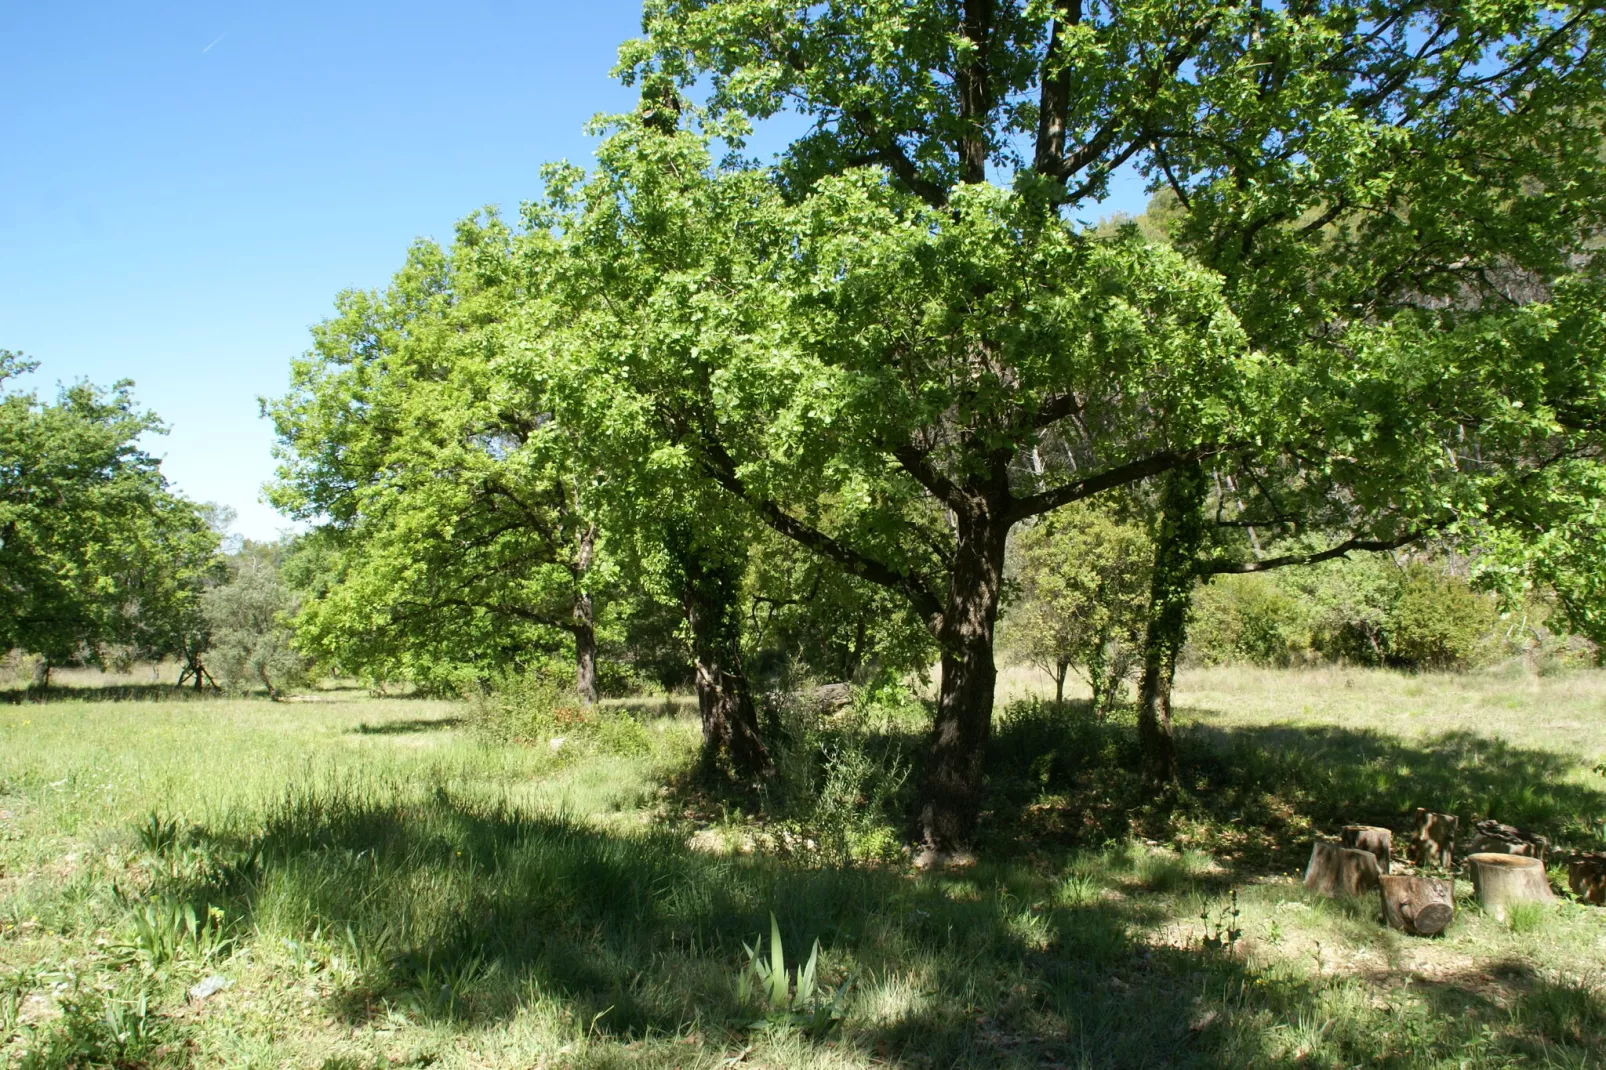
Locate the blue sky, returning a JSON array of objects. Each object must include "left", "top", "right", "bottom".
[{"left": 2, "top": 2, "right": 1150, "bottom": 541}]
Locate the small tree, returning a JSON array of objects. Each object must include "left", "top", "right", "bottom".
[
  {"left": 1005, "top": 502, "right": 1151, "bottom": 714},
  {"left": 201, "top": 543, "right": 307, "bottom": 698},
  {"left": 266, "top": 216, "right": 606, "bottom": 704},
  {"left": 0, "top": 353, "right": 223, "bottom": 680}
]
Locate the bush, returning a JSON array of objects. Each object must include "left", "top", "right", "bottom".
[
  {"left": 760, "top": 679, "right": 920, "bottom": 863},
  {"left": 202, "top": 544, "right": 309, "bottom": 697},
  {"left": 1187, "top": 556, "right": 1515, "bottom": 672},
  {"left": 1284, "top": 555, "right": 1399, "bottom": 665},
  {"left": 1386, "top": 565, "right": 1498, "bottom": 670},
  {"left": 464, "top": 669, "right": 654, "bottom": 758},
  {"left": 1187, "top": 574, "right": 1309, "bottom": 667}
]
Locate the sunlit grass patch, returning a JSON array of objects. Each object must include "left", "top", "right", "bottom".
[{"left": 2, "top": 673, "right": 1605, "bottom": 1067}]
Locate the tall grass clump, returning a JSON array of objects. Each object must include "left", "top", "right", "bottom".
[
  {"left": 465, "top": 669, "right": 655, "bottom": 760},
  {"left": 759, "top": 679, "right": 922, "bottom": 863}
]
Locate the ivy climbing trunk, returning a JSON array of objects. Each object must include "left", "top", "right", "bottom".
[
  {"left": 1136, "top": 462, "right": 1208, "bottom": 787},
  {"left": 920, "top": 493, "right": 1010, "bottom": 852},
  {"left": 677, "top": 544, "right": 773, "bottom": 782}
]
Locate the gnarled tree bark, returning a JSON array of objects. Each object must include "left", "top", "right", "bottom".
[{"left": 920, "top": 490, "right": 1010, "bottom": 852}]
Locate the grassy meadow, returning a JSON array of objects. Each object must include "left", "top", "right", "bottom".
[{"left": 1, "top": 666, "right": 1604, "bottom": 1068}]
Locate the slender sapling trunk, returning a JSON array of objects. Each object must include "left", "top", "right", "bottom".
[{"left": 572, "top": 524, "right": 599, "bottom": 707}]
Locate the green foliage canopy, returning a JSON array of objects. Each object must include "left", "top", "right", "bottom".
[
  {"left": 0, "top": 353, "right": 220, "bottom": 670},
  {"left": 265, "top": 217, "right": 609, "bottom": 697}
]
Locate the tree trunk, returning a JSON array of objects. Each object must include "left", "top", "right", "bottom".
[
  {"left": 1304, "top": 840, "right": 1382, "bottom": 897},
  {"left": 1053, "top": 661, "right": 1068, "bottom": 707},
  {"left": 1567, "top": 853, "right": 1606, "bottom": 905},
  {"left": 572, "top": 524, "right": 599, "bottom": 707},
  {"left": 1378, "top": 874, "right": 1454, "bottom": 935},
  {"left": 679, "top": 545, "right": 772, "bottom": 783},
  {"left": 1471, "top": 819, "right": 1549, "bottom": 862},
  {"left": 573, "top": 593, "right": 598, "bottom": 707},
  {"left": 1410, "top": 809, "right": 1458, "bottom": 869},
  {"left": 1136, "top": 463, "right": 1207, "bottom": 787},
  {"left": 1469, "top": 852, "right": 1555, "bottom": 920},
  {"left": 30, "top": 657, "right": 50, "bottom": 690},
  {"left": 1086, "top": 635, "right": 1108, "bottom": 718},
  {"left": 920, "top": 502, "right": 1008, "bottom": 853},
  {"left": 1341, "top": 825, "right": 1393, "bottom": 874}
]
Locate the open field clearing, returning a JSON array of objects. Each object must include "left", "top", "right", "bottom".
[{"left": 2, "top": 669, "right": 1604, "bottom": 1069}]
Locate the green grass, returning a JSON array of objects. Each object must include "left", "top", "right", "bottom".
[{"left": 2, "top": 668, "right": 1605, "bottom": 1067}]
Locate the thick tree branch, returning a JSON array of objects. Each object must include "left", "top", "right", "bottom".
[
  {"left": 1009, "top": 444, "right": 1229, "bottom": 522},
  {"left": 956, "top": 0, "right": 996, "bottom": 185},
  {"left": 1033, "top": 1, "right": 1082, "bottom": 175},
  {"left": 845, "top": 112, "right": 951, "bottom": 208},
  {"left": 394, "top": 596, "right": 580, "bottom": 634},
  {"left": 1023, "top": 391, "right": 1085, "bottom": 440},
  {"left": 1203, "top": 530, "right": 1424, "bottom": 575},
  {"left": 687, "top": 431, "right": 947, "bottom": 633},
  {"left": 892, "top": 443, "right": 962, "bottom": 505}
]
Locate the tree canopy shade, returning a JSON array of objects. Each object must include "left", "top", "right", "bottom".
[
  {"left": 265, "top": 217, "right": 608, "bottom": 700},
  {"left": 0, "top": 352, "right": 221, "bottom": 676},
  {"left": 603, "top": 0, "right": 1606, "bottom": 848}
]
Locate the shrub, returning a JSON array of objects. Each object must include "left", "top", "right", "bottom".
[
  {"left": 1386, "top": 565, "right": 1498, "bottom": 670},
  {"left": 1282, "top": 555, "right": 1399, "bottom": 665},
  {"left": 465, "top": 669, "right": 654, "bottom": 758},
  {"left": 465, "top": 668, "right": 576, "bottom": 744},
  {"left": 202, "top": 546, "right": 309, "bottom": 697},
  {"left": 760, "top": 679, "right": 919, "bottom": 863},
  {"left": 1188, "top": 574, "right": 1309, "bottom": 667}
]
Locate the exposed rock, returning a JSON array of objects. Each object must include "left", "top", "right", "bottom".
[{"left": 188, "top": 975, "right": 232, "bottom": 1002}]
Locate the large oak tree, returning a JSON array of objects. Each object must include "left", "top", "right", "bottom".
[{"left": 602, "top": 0, "right": 1606, "bottom": 848}]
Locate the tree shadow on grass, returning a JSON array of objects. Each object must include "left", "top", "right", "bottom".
[
  {"left": 348, "top": 717, "right": 465, "bottom": 735},
  {"left": 1174, "top": 719, "right": 1606, "bottom": 863},
  {"left": 0, "top": 682, "right": 217, "bottom": 704},
  {"left": 149, "top": 763, "right": 1606, "bottom": 1067},
  {"left": 980, "top": 701, "right": 1606, "bottom": 868},
  {"left": 158, "top": 783, "right": 1265, "bottom": 1068}
]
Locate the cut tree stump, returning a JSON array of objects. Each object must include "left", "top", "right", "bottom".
[
  {"left": 1305, "top": 841, "right": 1382, "bottom": 897},
  {"left": 1468, "top": 852, "right": 1555, "bottom": 920},
  {"left": 1342, "top": 825, "right": 1393, "bottom": 874},
  {"left": 1378, "top": 874, "right": 1454, "bottom": 935},
  {"left": 1410, "top": 809, "right": 1458, "bottom": 869},
  {"left": 1470, "top": 819, "right": 1549, "bottom": 862},
  {"left": 1568, "top": 853, "right": 1606, "bottom": 905}
]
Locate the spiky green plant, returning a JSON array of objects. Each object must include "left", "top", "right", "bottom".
[{"left": 737, "top": 912, "right": 847, "bottom": 1038}]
